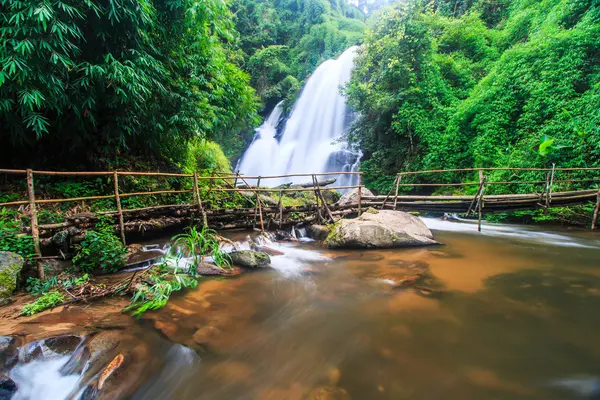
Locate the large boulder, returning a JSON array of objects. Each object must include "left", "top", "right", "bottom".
[
  {"left": 336, "top": 187, "right": 374, "bottom": 206},
  {"left": 325, "top": 209, "right": 438, "bottom": 249},
  {"left": 0, "top": 252, "right": 24, "bottom": 305},
  {"left": 228, "top": 250, "right": 271, "bottom": 268}
]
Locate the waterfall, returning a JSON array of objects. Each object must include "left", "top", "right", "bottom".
[{"left": 237, "top": 46, "right": 361, "bottom": 188}]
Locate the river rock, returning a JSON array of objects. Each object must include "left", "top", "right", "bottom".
[
  {"left": 0, "top": 336, "right": 20, "bottom": 371},
  {"left": 325, "top": 209, "right": 438, "bottom": 249},
  {"left": 308, "top": 224, "right": 330, "bottom": 241},
  {"left": 0, "top": 373, "right": 17, "bottom": 399},
  {"left": 0, "top": 251, "right": 24, "bottom": 305},
  {"left": 228, "top": 250, "right": 271, "bottom": 268},
  {"left": 250, "top": 243, "right": 284, "bottom": 256},
  {"left": 196, "top": 263, "right": 226, "bottom": 276},
  {"left": 336, "top": 187, "right": 374, "bottom": 206}
]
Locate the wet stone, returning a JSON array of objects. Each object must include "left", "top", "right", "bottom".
[{"left": 0, "top": 373, "right": 17, "bottom": 400}]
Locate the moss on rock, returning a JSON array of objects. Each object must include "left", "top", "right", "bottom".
[{"left": 0, "top": 252, "right": 25, "bottom": 304}]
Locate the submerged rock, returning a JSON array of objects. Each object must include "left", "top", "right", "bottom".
[
  {"left": 0, "top": 373, "right": 17, "bottom": 399},
  {"left": 229, "top": 250, "right": 271, "bottom": 268},
  {"left": 196, "top": 263, "right": 227, "bottom": 276},
  {"left": 0, "top": 252, "right": 24, "bottom": 305},
  {"left": 325, "top": 210, "right": 438, "bottom": 249},
  {"left": 250, "top": 243, "right": 284, "bottom": 256}
]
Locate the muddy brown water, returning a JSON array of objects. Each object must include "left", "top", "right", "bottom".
[{"left": 3, "top": 219, "right": 600, "bottom": 399}]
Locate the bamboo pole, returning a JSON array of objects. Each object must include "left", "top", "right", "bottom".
[
  {"left": 477, "top": 170, "right": 485, "bottom": 232},
  {"left": 113, "top": 172, "right": 126, "bottom": 245},
  {"left": 312, "top": 175, "right": 323, "bottom": 224},
  {"left": 592, "top": 185, "right": 600, "bottom": 230},
  {"left": 358, "top": 174, "right": 363, "bottom": 216},
  {"left": 193, "top": 172, "right": 207, "bottom": 228},
  {"left": 278, "top": 190, "right": 283, "bottom": 228},
  {"left": 26, "top": 169, "right": 44, "bottom": 280},
  {"left": 253, "top": 177, "right": 261, "bottom": 229},
  {"left": 547, "top": 163, "right": 556, "bottom": 208},
  {"left": 315, "top": 182, "right": 335, "bottom": 223},
  {"left": 393, "top": 175, "right": 401, "bottom": 210},
  {"left": 380, "top": 175, "right": 398, "bottom": 210}
]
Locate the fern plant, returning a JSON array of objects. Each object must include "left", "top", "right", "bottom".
[{"left": 171, "top": 226, "right": 231, "bottom": 271}]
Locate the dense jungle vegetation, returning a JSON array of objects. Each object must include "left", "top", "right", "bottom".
[
  {"left": 0, "top": 0, "right": 365, "bottom": 169},
  {"left": 346, "top": 0, "right": 600, "bottom": 194}
]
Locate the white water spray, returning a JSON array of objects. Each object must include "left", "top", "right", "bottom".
[{"left": 237, "top": 47, "right": 361, "bottom": 187}]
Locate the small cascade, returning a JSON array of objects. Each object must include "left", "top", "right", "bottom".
[
  {"left": 237, "top": 47, "right": 361, "bottom": 188},
  {"left": 9, "top": 356, "right": 81, "bottom": 400}
]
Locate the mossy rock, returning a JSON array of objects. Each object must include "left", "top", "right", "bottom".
[
  {"left": 229, "top": 250, "right": 271, "bottom": 268},
  {"left": 0, "top": 252, "right": 24, "bottom": 305}
]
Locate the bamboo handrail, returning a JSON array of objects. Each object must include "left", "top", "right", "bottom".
[{"left": 397, "top": 167, "right": 600, "bottom": 176}]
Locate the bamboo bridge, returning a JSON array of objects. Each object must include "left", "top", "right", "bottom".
[{"left": 1, "top": 166, "right": 599, "bottom": 278}]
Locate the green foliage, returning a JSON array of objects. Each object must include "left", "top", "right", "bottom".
[
  {"left": 0, "top": 0, "right": 259, "bottom": 168},
  {"left": 21, "top": 290, "right": 65, "bottom": 316},
  {"left": 181, "top": 140, "right": 232, "bottom": 174},
  {"left": 26, "top": 273, "right": 89, "bottom": 295},
  {"left": 171, "top": 226, "right": 231, "bottom": 270},
  {"left": 124, "top": 263, "right": 198, "bottom": 317},
  {"left": 72, "top": 230, "right": 126, "bottom": 273},
  {"left": 231, "top": 0, "right": 366, "bottom": 110},
  {"left": 346, "top": 0, "right": 600, "bottom": 191},
  {"left": 0, "top": 211, "right": 34, "bottom": 260}
]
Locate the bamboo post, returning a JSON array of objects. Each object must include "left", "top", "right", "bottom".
[
  {"left": 592, "top": 185, "right": 600, "bottom": 230},
  {"left": 380, "top": 175, "right": 398, "bottom": 210},
  {"left": 253, "top": 177, "right": 261, "bottom": 229},
  {"left": 312, "top": 175, "right": 323, "bottom": 224},
  {"left": 547, "top": 163, "right": 555, "bottom": 208},
  {"left": 393, "top": 175, "right": 402, "bottom": 210},
  {"left": 278, "top": 190, "right": 283, "bottom": 228},
  {"left": 113, "top": 172, "right": 126, "bottom": 245},
  {"left": 26, "top": 169, "right": 44, "bottom": 280},
  {"left": 467, "top": 173, "right": 484, "bottom": 216},
  {"left": 313, "top": 175, "right": 334, "bottom": 222},
  {"left": 193, "top": 172, "right": 207, "bottom": 228},
  {"left": 477, "top": 170, "right": 485, "bottom": 232},
  {"left": 358, "top": 174, "right": 363, "bottom": 216}
]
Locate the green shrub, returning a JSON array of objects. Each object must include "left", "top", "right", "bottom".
[
  {"left": 124, "top": 263, "right": 198, "bottom": 317},
  {"left": 73, "top": 231, "right": 127, "bottom": 274},
  {"left": 21, "top": 291, "right": 65, "bottom": 316},
  {"left": 0, "top": 214, "right": 35, "bottom": 260}
]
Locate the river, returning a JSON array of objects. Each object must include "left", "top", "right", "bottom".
[{"left": 3, "top": 219, "right": 600, "bottom": 399}]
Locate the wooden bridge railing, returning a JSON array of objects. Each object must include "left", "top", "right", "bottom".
[
  {"left": 0, "top": 168, "right": 363, "bottom": 279},
  {"left": 367, "top": 166, "right": 600, "bottom": 232}
]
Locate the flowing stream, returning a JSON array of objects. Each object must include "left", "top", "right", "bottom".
[
  {"left": 4, "top": 220, "right": 600, "bottom": 400},
  {"left": 237, "top": 47, "right": 362, "bottom": 187}
]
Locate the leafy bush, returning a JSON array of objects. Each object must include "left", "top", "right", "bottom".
[
  {"left": 124, "top": 263, "right": 198, "bottom": 317},
  {"left": 0, "top": 214, "right": 35, "bottom": 260},
  {"left": 73, "top": 231, "right": 127, "bottom": 274},
  {"left": 171, "top": 226, "right": 231, "bottom": 271},
  {"left": 21, "top": 291, "right": 65, "bottom": 316}
]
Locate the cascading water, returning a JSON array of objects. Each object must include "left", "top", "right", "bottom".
[{"left": 237, "top": 46, "right": 361, "bottom": 187}]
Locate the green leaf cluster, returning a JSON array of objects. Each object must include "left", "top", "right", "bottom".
[
  {"left": 346, "top": 0, "right": 600, "bottom": 193},
  {"left": 231, "top": 0, "right": 366, "bottom": 110},
  {"left": 21, "top": 290, "right": 65, "bottom": 316},
  {"left": 72, "top": 230, "right": 127, "bottom": 273},
  {"left": 0, "top": 0, "right": 260, "bottom": 167}
]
